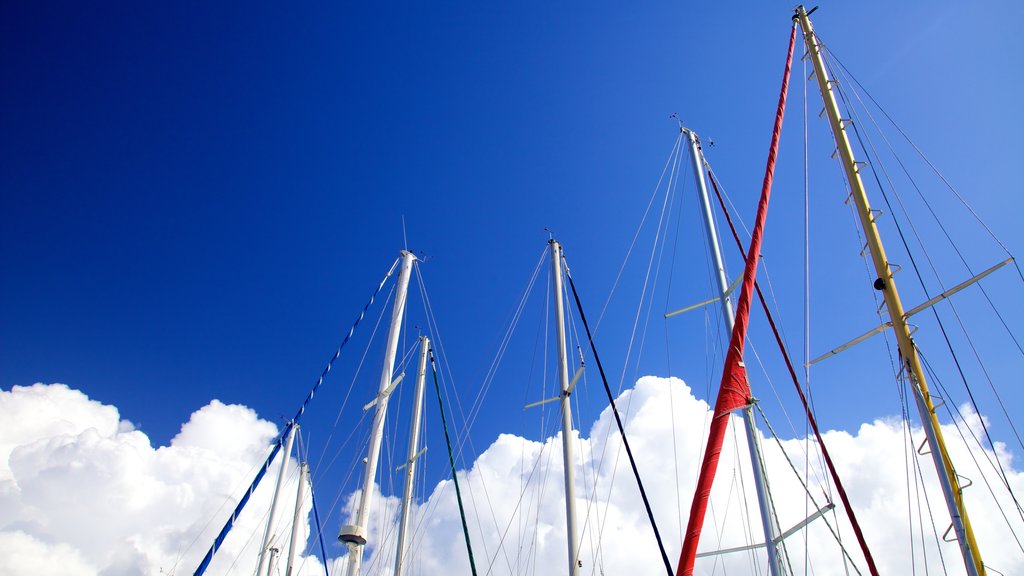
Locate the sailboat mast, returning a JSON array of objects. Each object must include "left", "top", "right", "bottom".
[
  {"left": 550, "top": 239, "right": 581, "bottom": 576},
  {"left": 684, "top": 127, "right": 786, "bottom": 575},
  {"left": 794, "top": 7, "right": 985, "bottom": 575},
  {"left": 256, "top": 422, "right": 298, "bottom": 576},
  {"left": 285, "top": 462, "right": 309, "bottom": 576},
  {"left": 394, "top": 335, "right": 430, "bottom": 576},
  {"left": 340, "top": 249, "right": 417, "bottom": 576}
]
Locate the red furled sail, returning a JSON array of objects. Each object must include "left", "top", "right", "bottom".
[{"left": 676, "top": 24, "right": 796, "bottom": 576}]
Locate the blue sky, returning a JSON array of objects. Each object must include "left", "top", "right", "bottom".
[{"left": 3, "top": 0, "right": 1023, "bottom": 556}]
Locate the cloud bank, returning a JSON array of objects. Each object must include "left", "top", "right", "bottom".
[
  {"left": 0, "top": 383, "right": 325, "bottom": 576},
  {"left": 1, "top": 379, "right": 1021, "bottom": 575}
]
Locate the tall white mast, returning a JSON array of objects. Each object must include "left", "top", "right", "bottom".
[
  {"left": 393, "top": 335, "right": 430, "bottom": 576},
  {"left": 285, "top": 462, "right": 309, "bottom": 576},
  {"left": 683, "top": 127, "right": 786, "bottom": 575},
  {"left": 550, "top": 239, "right": 580, "bottom": 576},
  {"left": 339, "top": 249, "right": 417, "bottom": 576},
  {"left": 256, "top": 423, "right": 298, "bottom": 576}
]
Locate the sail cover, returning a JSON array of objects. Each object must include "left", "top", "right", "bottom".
[{"left": 676, "top": 24, "right": 796, "bottom": 576}]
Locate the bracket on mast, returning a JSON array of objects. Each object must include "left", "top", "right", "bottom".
[
  {"left": 943, "top": 523, "right": 958, "bottom": 543},
  {"left": 524, "top": 365, "right": 585, "bottom": 408},
  {"left": 566, "top": 365, "right": 585, "bottom": 395},
  {"left": 665, "top": 275, "right": 742, "bottom": 318},
  {"left": 808, "top": 254, "right": 1013, "bottom": 366},
  {"left": 396, "top": 447, "right": 427, "bottom": 471},
  {"left": 694, "top": 503, "right": 836, "bottom": 558},
  {"left": 363, "top": 372, "right": 406, "bottom": 411},
  {"left": 918, "top": 437, "right": 932, "bottom": 456},
  {"left": 524, "top": 396, "right": 559, "bottom": 409}
]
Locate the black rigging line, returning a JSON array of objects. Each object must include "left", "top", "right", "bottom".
[
  {"left": 562, "top": 254, "right": 674, "bottom": 576},
  {"left": 429, "top": 348, "right": 479, "bottom": 576}
]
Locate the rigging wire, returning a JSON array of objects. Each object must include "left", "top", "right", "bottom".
[
  {"left": 596, "top": 127, "right": 684, "bottom": 545},
  {"left": 191, "top": 259, "right": 400, "bottom": 576},
  {"left": 167, "top": 445, "right": 272, "bottom": 574},
  {"left": 413, "top": 266, "right": 515, "bottom": 575},
  {"left": 428, "top": 348, "right": 479, "bottom": 575},
  {"left": 311, "top": 283, "right": 395, "bottom": 477},
  {"left": 820, "top": 47, "right": 1022, "bottom": 283},
  {"left": 917, "top": 350, "right": 1024, "bottom": 553},
  {"left": 753, "top": 404, "right": 865, "bottom": 576},
  {"left": 561, "top": 275, "right": 607, "bottom": 573},
  {"left": 418, "top": 253, "right": 561, "bottom": 574},
  {"left": 563, "top": 257, "right": 674, "bottom": 576},
  {"left": 824, "top": 48, "right": 1024, "bottom": 459},
  {"left": 802, "top": 46, "right": 814, "bottom": 575},
  {"left": 449, "top": 246, "right": 548, "bottom": 455},
  {"left": 663, "top": 133, "right": 694, "bottom": 547},
  {"left": 823, "top": 47, "right": 1024, "bottom": 522},
  {"left": 594, "top": 130, "right": 686, "bottom": 332},
  {"left": 705, "top": 162, "right": 881, "bottom": 575}
]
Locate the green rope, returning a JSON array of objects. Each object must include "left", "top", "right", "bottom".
[{"left": 430, "top": 348, "right": 478, "bottom": 576}]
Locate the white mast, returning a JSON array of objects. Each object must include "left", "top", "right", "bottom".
[
  {"left": 256, "top": 423, "right": 298, "bottom": 576},
  {"left": 683, "top": 127, "right": 786, "bottom": 575},
  {"left": 267, "top": 547, "right": 281, "bottom": 576},
  {"left": 285, "top": 462, "right": 309, "bottom": 576},
  {"left": 550, "top": 239, "right": 580, "bottom": 576},
  {"left": 393, "top": 335, "right": 430, "bottom": 576},
  {"left": 339, "top": 250, "right": 417, "bottom": 576}
]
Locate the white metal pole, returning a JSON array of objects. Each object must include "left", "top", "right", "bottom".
[
  {"left": 267, "top": 547, "right": 281, "bottom": 576},
  {"left": 340, "top": 250, "right": 417, "bottom": 576},
  {"left": 550, "top": 240, "right": 580, "bottom": 576},
  {"left": 394, "top": 335, "right": 430, "bottom": 576},
  {"left": 285, "top": 462, "right": 309, "bottom": 576},
  {"left": 687, "top": 129, "right": 736, "bottom": 331},
  {"left": 257, "top": 423, "right": 298, "bottom": 576},
  {"left": 684, "top": 128, "right": 786, "bottom": 576}
]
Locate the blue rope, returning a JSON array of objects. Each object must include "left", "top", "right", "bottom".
[
  {"left": 192, "top": 258, "right": 400, "bottom": 576},
  {"left": 290, "top": 257, "right": 401, "bottom": 425},
  {"left": 311, "top": 487, "right": 330, "bottom": 576}
]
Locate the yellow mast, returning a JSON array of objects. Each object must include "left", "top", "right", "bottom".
[{"left": 794, "top": 6, "right": 985, "bottom": 575}]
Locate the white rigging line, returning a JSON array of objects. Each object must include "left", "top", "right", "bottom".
[
  {"left": 821, "top": 46, "right": 1018, "bottom": 267},
  {"left": 825, "top": 48, "right": 1024, "bottom": 535},
  {"left": 169, "top": 444, "right": 276, "bottom": 574},
  {"left": 412, "top": 266, "right": 507, "bottom": 573},
  {"left": 310, "top": 283, "right": 396, "bottom": 479},
  {"left": 802, "top": 47, "right": 814, "bottom": 573},
  {"left": 594, "top": 130, "right": 685, "bottom": 332},
  {"left": 661, "top": 152, "right": 691, "bottom": 548},
  {"left": 588, "top": 132, "right": 683, "bottom": 560},
  {"left": 828, "top": 53, "right": 1024, "bottom": 459}
]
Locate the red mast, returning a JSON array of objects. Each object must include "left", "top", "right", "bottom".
[{"left": 676, "top": 24, "right": 796, "bottom": 576}]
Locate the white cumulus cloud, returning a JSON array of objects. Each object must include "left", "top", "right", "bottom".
[
  {"left": 345, "top": 376, "right": 1024, "bottom": 576},
  {"left": 0, "top": 383, "right": 325, "bottom": 576},
  {"left": 1, "top": 379, "right": 1021, "bottom": 576}
]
